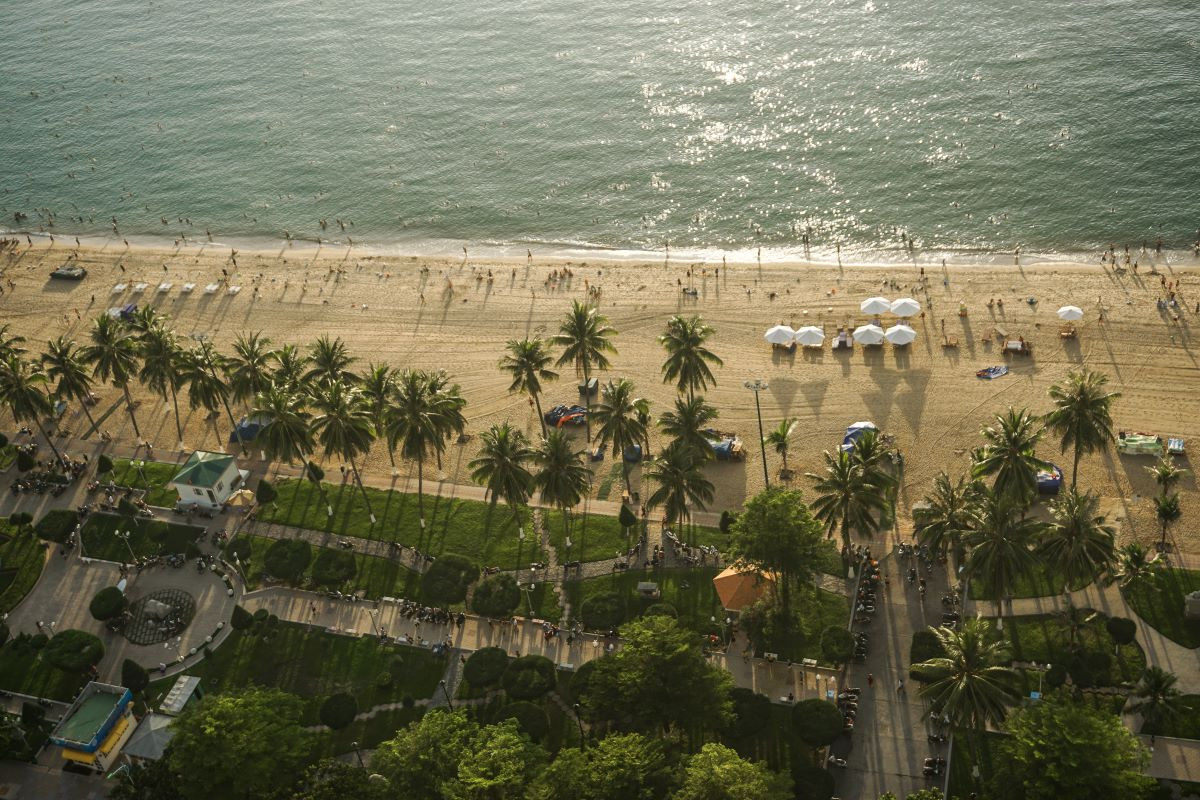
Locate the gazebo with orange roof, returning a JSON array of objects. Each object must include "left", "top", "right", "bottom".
[{"left": 712, "top": 566, "right": 775, "bottom": 615}]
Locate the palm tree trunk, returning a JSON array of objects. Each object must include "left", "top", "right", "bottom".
[
  {"left": 79, "top": 401, "right": 100, "bottom": 439},
  {"left": 122, "top": 384, "right": 142, "bottom": 439},
  {"left": 168, "top": 385, "right": 183, "bottom": 448},
  {"left": 582, "top": 360, "right": 592, "bottom": 446},
  {"left": 781, "top": 448, "right": 788, "bottom": 474},
  {"left": 221, "top": 396, "right": 245, "bottom": 455},
  {"left": 1071, "top": 444, "right": 1081, "bottom": 490},
  {"left": 534, "top": 390, "right": 547, "bottom": 439},
  {"left": 348, "top": 457, "right": 375, "bottom": 524},
  {"left": 34, "top": 419, "right": 65, "bottom": 468},
  {"left": 416, "top": 455, "right": 426, "bottom": 548}
]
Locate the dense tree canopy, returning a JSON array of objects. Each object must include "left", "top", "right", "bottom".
[
  {"left": 673, "top": 743, "right": 792, "bottom": 800},
  {"left": 729, "top": 487, "right": 826, "bottom": 614}
]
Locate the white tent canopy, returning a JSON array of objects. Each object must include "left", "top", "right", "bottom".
[
  {"left": 852, "top": 324, "right": 885, "bottom": 345},
  {"left": 764, "top": 325, "right": 796, "bottom": 345},
  {"left": 885, "top": 324, "right": 917, "bottom": 345},
  {"left": 890, "top": 298, "right": 921, "bottom": 317},
  {"left": 1057, "top": 305, "right": 1084, "bottom": 321},
  {"left": 860, "top": 297, "right": 891, "bottom": 315},
  {"left": 794, "top": 326, "right": 825, "bottom": 346}
]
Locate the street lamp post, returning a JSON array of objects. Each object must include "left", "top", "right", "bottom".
[
  {"left": 744, "top": 380, "right": 770, "bottom": 488},
  {"left": 573, "top": 703, "right": 586, "bottom": 750},
  {"left": 1036, "top": 662, "right": 1052, "bottom": 696},
  {"left": 118, "top": 531, "right": 137, "bottom": 563},
  {"left": 439, "top": 679, "right": 455, "bottom": 710},
  {"left": 350, "top": 741, "right": 365, "bottom": 768}
]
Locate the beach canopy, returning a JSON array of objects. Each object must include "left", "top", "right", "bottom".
[
  {"left": 860, "top": 297, "right": 891, "bottom": 315},
  {"left": 852, "top": 324, "right": 885, "bottom": 345},
  {"left": 764, "top": 325, "right": 796, "bottom": 345},
  {"left": 890, "top": 298, "right": 921, "bottom": 317},
  {"left": 713, "top": 567, "right": 774, "bottom": 612},
  {"left": 885, "top": 324, "right": 917, "bottom": 345},
  {"left": 1057, "top": 305, "right": 1084, "bottom": 321},
  {"left": 794, "top": 326, "right": 825, "bottom": 346}
]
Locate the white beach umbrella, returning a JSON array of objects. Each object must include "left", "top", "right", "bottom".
[
  {"left": 885, "top": 324, "right": 917, "bottom": 345},
  {"left": 764, "top": 325, "right": 796, "bottom": 345},
  {"left": 890, "top": 297, "right": 921, "bottom": 317},
  {"left": 1056, "top": 305, "right": 1084, "bottom": 321},
  {"left": 860, "top": 297, "right": 892, "bottom": 315},
  {"left": 794, "top": 326, "right": 825, "bottom": 346},
  {"left": 852, "top": 324, "right": 885, "bottom": 345}
]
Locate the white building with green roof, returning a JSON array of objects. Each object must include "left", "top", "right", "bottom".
[{"left": 169, "top": 450, "right": 247, "bottom": 511}]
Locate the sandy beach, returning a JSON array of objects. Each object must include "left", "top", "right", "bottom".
[{"left": 3, "top": 238, "right": 1199, "bottom": 552}]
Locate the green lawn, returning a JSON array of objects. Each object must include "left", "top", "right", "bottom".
[
  {"left": 1122, "top": 568, "right": 1200, "bottom": 648},
  {"left": 0, "top": 445, "right": 16, "bottom": 472},
  {"left": 969, "top": 559, "right": 1093, "bottom": 601},
  {"left": 79, "top": 512, "right": 205, "bottom": 562},
  {"left": 227, "top": 534, "right": 421, "bottom": 601},
  {"left": 108, "top": 458, "right": 180, "bottom": 507},
  {"left": 0, "top": 634, "right": 88, "bottom": 701},
  {"left": 257, "top": 479, "right": 546, "bottom": 568},
  {"left": 999, "top": 612, "right": 1145, "bottom": 687},
  {"left": 147, "top": 622, "right": 446, "bottom": 725},
  {"left": 1142, "top": 694, "right": 1200, "bottom": 739},
  {"left": 542, "top": 509, "right": 728, "bottom": 564},
  {"left": 0, "top": 522, "right": 47, "bottom": 614}
]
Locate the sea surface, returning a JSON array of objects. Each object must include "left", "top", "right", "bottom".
[{"left": 2, "top": 0, "right": 1199, "bottom": 261}]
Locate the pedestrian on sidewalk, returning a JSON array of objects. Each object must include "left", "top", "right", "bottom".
[{"left": 867, "top": 673, "right": 874, "bottom": 688}]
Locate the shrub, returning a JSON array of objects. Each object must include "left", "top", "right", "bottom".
[
  {"left": 0, "top": 433, "right": 7, "bottom": 448},
  {"left": 305, "top": 461, "right": 324, "bottom": 484},
  {"left": 16, "top": 451, "right": 34, "bottom": 473},
  {"left": 263, "top": 539, "right": 312, "bottom": 583},
  {"left": 464, "top": 647, "right": 509, "bottom": 689},
  {"left": 501, "top": 655, "right": 556, "bottom": 701},
  {"left": 580, "top": 591, "right": 624, "bottom": 630},
  {"left": 253, "top": 608, "right": 269, "bottom": 623},
  {"left": 230, "top": 605, "right": 253, "bottom": 630},
  {"left": 42, "top": 630, "right": 104, "bottom": 673},
  {"left": 225, "top": 535, "right": 253, "bottom": 562},
  {"left": 792, "top": 699, "right": 844, "bottom": 748},
  {"left": 8, "top": 512, "right": 32, "bottom": 530},
  {"left": 495, "top": 701, "right": 550, "bottom": 742},
  {"left": 97, "top": 454, "right": 114, "bottom": 475},
  {"left": 719, "top": 510, "right": 736, "bottom": 533},
  {"left": 1106, "top": 616, "right": 1137, "bottom": 646},
  {"left": 728, "top": 687, "right": 771, "bottom": 739},
  {"left": 89, "top": 587, "right": 127, "bottom": 621},
  {"left": 34, "top": 509, "right": 77, "bottom": 543},
  {"left": 566, "top": 659, "right": 597, "bottom": 708},
  {"left": 644, "top": 602, "right": 677, "bottom": 619},
  {"left": 792, "top": 758, "right": 836, "bottom": 800},
  {"left": 401, "top": 695, "right": 415, "bottom": 710},
  {"left": 319, "top": 693, "right": 358, "bottom": 730},
  {"left": 121, "top": 659, "right": 150, "bottom": 693},
  {"left": 470, "top": 574, "right": 520, "bottom": 619},
  {"left": 376, "top": 671, "right": 393, "bottom": 689},
  {"left": 1046, "top": 663, "right": 1068, "bottom": 690},
  {"left": 311, "top": 549, "right": 356, "bottom": 586},
  {"left": 255, "top": 479, "right": 277, "bottom": 506},
  {"left": 420, "top": 554, "right": 478, "bottom": 605},
  {"left": 819, "top": 626, "right": 854, "bottom": 666},
  {"left": 29, "top": 634, "right": 48, "bottom": 650},
  {"left": 619, "top": 504, "right": 638, "bottom": 529}
]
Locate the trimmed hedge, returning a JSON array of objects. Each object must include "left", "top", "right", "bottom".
[
  {"left": 495, "top": 701, "right": 549, "bottom": 742},
  {"left": 792, "top": 699, "right": 844, "bottom": 748},
  {"left": 470, "top": 574, "right": 520, "bottom": 619},
  {"left": 819, "top": 626, "right": 854, "bottom": 666},
  {"left": 89, "top": 587, "right": 127, "bottom": 621},
  {"left": 121, "top": 659, "right": 149, "bottom": 693},
  {"left": 263, "top": 539, "right": 312, "bottom": 583},
  {"left": 728, "top": 687, "right": 771, "bottom": 739},
  {"left": 42, "top": 630, "right": 104, "bottom": 673},
  {"left": 501, "top": 655, "right": 556, "bottom": 701},
  {"left": 421, "top": 553, "right": 478, "bottom": 605},
  {"left": 319, "top": 692, "right": 358, "bottom": 730},
  {"left": 311, "top": 548, "right": 357, "bottom": 586},
  {"left": 579, "top": 591, "right": 624, "bottom": 629},
  {"left": 34, "top": 510, "right": 77, "bottom": 544}
]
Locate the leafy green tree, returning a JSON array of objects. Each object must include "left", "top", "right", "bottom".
[
  {"left": 658, "top": 395, "right": 719, "bottom": 461},
  {"left": 318, "top": 692, "right": 358, "bottom": 731},
  {"left": 553, "top": 299, "right": 618, "bottom": 443},
  {"left": 673, "top": 742, "right": 792, "bottom": 800},
  {"left": 1038, "top": 488, "right": 1116, "bottom": 593},
  {"left": 764, "top": 418, "right": 797, "bottom": 475},
  {"left": 107, "top": 759, "right": 181, "bottom": 800},
  {"left": 580, "top": 591, "right": 625, "bottom": 629},
  {"left": 819, "top": 626, "right": 854, "bottom": 666},
  {"left": 1105, "top": 616, "right": 1137, "bottom": 646},
  {"left": 659, "top": 314, "right": 723, "bottom": 400},
  {"left": 0, "top": 355, "right": 66, "bottom": 466},
  {"left": 1044, "top": 369, "right": 1120, "bottom": 488},
  {"left": 311, "top": 380, "right": 376, "bottom": 520},
  {"left": 81, "top": 313, "right": 143, "bottom": 439},
  {"left": 965, "top": 490, "right": 1041, "bottom": 622},
  {"left": 452, "top": 718, "right": 547, "bottom": 799},
  {"left": 89, "top": 586, "right": 127, "bottom": 621},
  {"left": 168, "top": 688, "right": 310, "bottom": 800},
  {"left": 915, "top": 472, "right": 980, "bottom": 566},
  {"left": 501, "top": 655, "right": 556, "bottom": 701},
  {"left": 1127, "top": 666, "right": 1184, "bottom": 733},
  {"left": 263, "top": 539, "right": 313, "bottom": 583},
  {"left": 807, "top": 448, "right": 885, "bottom": 550},
  {"left": 471, "top": 573, "right": 521, "bottom": 618},
  {"left": 791, "top": 698, "right": 844, "bottom": 748},
  {"left": 256, "top": 478, "right": 278, "bottom": 506},
  {"left": 469, "top": 422, "right": 535, "bottom": 534},
  {"left": 971, "top": 407, "right": 1051, "bottom": 504},
  {"left": 310, "top": 548, "right": 356, "bottom": 586},
  {"left": 591, "top": 377, "right": 650, "bottom": 496},
  {"left": 290, "top": 760, "right": 389, "bottom": 800},
  {"left": 138, "top": 322, "right": 188, "bottom": 446},
  {"left": 41, "top": 335, "right": 101, "bottom": 434},
  {"left": 420, "top": 553, "right": 478, "bottom": 605},
  {"left": 527, "top": 733, "right": 676, "bottom": 800},
  {"left": 729, "top": 487, "right": 825, "bottom": 614},
  {"left": 645, "top": 441, "right": 714, "bottom": 531},
  {"left": 727, "top": 688, "right": 772, "bottom": 739},
  {"left": 42, "top": 629, "right": 104, "bottom": 673},
  {"left": 1154, "top": 492, "right": 1182, "bottom": 550},
  {"left": 463, "top": 647, "right": 509, "bottom": 688},
  {"left": 989, "top": 692, "right": 1154, "bottom": 800},
  {"left": 581, "top": 615, "right": 732, "bottom": 734},
  {"left": 121, "top": 658, "right": 149, "bottom": 693},
  {"left": 500, "top": 337, "right": 558, "bottom": 436}
]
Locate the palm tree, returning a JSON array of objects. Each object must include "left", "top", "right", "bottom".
[
  {"left": 532, "top": 430, "right": 591, "bottom": 557},
  {"left": 645, "top": 441, "right": 715, "bottom": 533},
  {"left": 305, "top": 334, "right": 356, "bottom": 386},
  {"left": 1055, "top": 603, "right": 1098, "bottom": 648},
  {"left": 912, "top": 619, "right": 1018, "bottom": 766},
  {"left": 359, "top": 363, "right": 397, "bottom": 464},
  {"left": 764, "top": 418, "right": 797, "bottom": 475},
  {"left": 0, "top": 323, "right": 27, "bottom": 360},
  {"left": 807, "top": 449, "right": 886, "bottom": 550},
  {"left": 499, "top": 338, "right": 558, "bottom": 437},
  {"left": 81, "top": 314, "right": 143, "bottom": 439},
  {"left": 310, "top": 380, "right": 376, "bottom": 520},
  {"left": 181, "top": 342, "right": 241, "bottom": 448},
  {"left": 1038, "top": 488, "right": 1116, "bottom": 593},
  {"left": 424, "top": 370, "right": 468, "bottom": 470},
  {"left": 659, "top": 315, "right": 722, "bottom": 400},
  {"left": 469, "top": 423, "right": 536, "bottom": 528},
  {"left": 964, "top": 490, "right": 1041, "bottom": 625},
  {"left": 254, "top": 382, "right": 314, "bottom": 463},
  {"left": 124, "top": 306, "right": 164, "bottom": 336},
  {"left": 0, "top": 355, "right": 65, "bottom": 465},
  {"left": 1127, "top": 667, "right": 1184, "bottom": 732},
  {"left": 226, "top": 331, "right": 277, "bottom": 410},
  {"left": 386, "top": 369, "right": 460, "bottom": 533},
  {"left": 552, "top": 300, "right": 618, "bottom": 443},
  {"left": 1147, "top": 454, "right": 1189, "bottom": 495},
  {"left": 915, "top": 472, "right": 981, "bottom": 567},
  {"left": 41, "top": 336, "right": 100, "bottom": 434},
  {"left": 971, "top": 408, "right": 1051, "bottom": 503},
  {"left": 1154, "top": 492, "right": 1182, "bottom": 551},
  {"left": 657, "top": 395, "right": 718, "bottom": 461},
  {"left": 1109, "top": 542, "right": 1161, "bottom": 591},
  {"left": 590, "top": 378, "right": 650, "bottom": 496},
  {"left": 1044, "top": 370, "right": 1120, "bottom": 488},
  {"left": 138, "top": 323, "right": 188, "bottom": 447},
  {"left": 272, "top": 344, "right": 310, "bottom": 391}
]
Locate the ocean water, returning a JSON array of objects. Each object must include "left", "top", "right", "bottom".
[{"left": 1, "top": 0, "right": 1198, "bottom": 261}]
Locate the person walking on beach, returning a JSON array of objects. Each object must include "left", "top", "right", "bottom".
[{"left": 867, "top": 673, "right": 874, "bottom": 688}]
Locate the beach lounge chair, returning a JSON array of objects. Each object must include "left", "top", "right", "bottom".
[
  {"left": 157, "top": 282, "right": 172, "bottom": 293},
  {"left": 204, "top": 283, "right": 219, "bottom": 294},
  {"left": 132, "top": 282, "right": 148, "bottom": 293},
  {"left": 942, "top": 335, "right": 958, "bottom": 348},
  {"left": 1003, "top": 339, "right": 1030, "bottom": 355},
  {"left": 1060, "top": 325, "right": 1077, "bottom": 339},
  {"left": 227, "top": 286, "right": 242, "bottom": 295},
  {"left": 833, "top": 329, "right": 852, "bottom": 350},
  {"left": 111, "top": 283, "right": 127, "bottom": 294},
  {"left": 181, "top": 283, "right": 195, "bottom": 294},
  {"left": 1168, "top": 437, "right": 1186, "bottom": 456}
]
